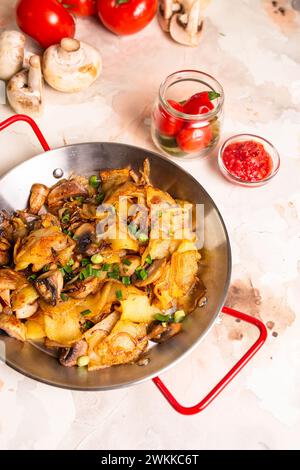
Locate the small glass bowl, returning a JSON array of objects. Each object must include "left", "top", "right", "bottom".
[
  {"left": 151, "top": 70, "right": 224, "bottom": 160},
  {"left": 218, "top": 134, "right": 280, "bottom": 187}
]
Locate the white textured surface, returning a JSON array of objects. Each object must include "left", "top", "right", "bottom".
[{"left": 0, "top": 0, "right": 300, "bottom": 450}]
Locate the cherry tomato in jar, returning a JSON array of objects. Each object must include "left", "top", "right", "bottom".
[
  {"left": 154, "top": 100, "right": 184, "bottom": 137},
  {"left": 16, "top": 0, "right": 75, "bottom": 49},
  {"left": 176, "top": 123, "right": 213, "bottom": 152},
  {"left": 64, "top": 0, "right": 97, "bottom": 16},
  {"left": 183, "top": 91, "right": 220, "bottom": 115},
  {"left": 97, "top": 0, "right": 158, "bottom": 36}
]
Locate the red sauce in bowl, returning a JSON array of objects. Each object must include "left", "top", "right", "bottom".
[{"left": 222, "top": 140, "right": 273, "bottom": 182}]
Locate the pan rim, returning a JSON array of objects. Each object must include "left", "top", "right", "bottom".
[{"left": 0, "top": 141, "right": 232, "bottom": 390}]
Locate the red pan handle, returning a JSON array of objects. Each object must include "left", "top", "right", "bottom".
[
  {"left": 153, "top": 306, "right": 267, "bottom": 415},
  {"left": 0, "top": 114, "right": 50, "bottom": 151}
]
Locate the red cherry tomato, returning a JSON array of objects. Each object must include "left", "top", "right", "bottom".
[
  {"left": 16, "top": 0, "right": 75, "bottom": 49},
  {"left": 183, "top": 92, "right": 214, "bottom": 115},
  {"left": 176, "top": 123, "right": 213, "bottom": 152},
  {"left": 97, "top": 0, "right": 158, "bottom": 36},
  {"left": 155, "top": 100, "right": 184, "bottom": 137},
  {"left": 64, "top": 0, "right": 97, "bottom": 16}
]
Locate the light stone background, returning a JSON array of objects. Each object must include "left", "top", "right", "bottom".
[{"left": 0, "top": 0, "right": 300, "bottom": 450}]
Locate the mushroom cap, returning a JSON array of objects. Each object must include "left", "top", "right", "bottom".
[
  {"left": 0, "top": 30, "right": 25, "bottom": 81},
  {"left": 42, "top": 38, "right": 102, "bottom": 93}
]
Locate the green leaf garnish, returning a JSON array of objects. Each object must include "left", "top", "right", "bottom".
[{"left": 208, "top": 91, "right": 220, "bottom": 101}]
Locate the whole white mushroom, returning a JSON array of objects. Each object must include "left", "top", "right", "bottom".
[
  {"left": 42, "top": 38, "right": 102, "bottom": 93},
  {"left": 0, "top": 30, "right": 25, "bottom": 81},
  {"left": 7, "top": 55, "right": 44, "bottom": 117}
]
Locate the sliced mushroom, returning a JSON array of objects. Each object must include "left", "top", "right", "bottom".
[
  {"left": 170, "top": 0, "right": 206, "bottom": 46},
  {"left": 59, "top": 339, "right": 88, "bottom": 367},
  {"left": 178, "top": 277, "right": 206, "bottom": 313},
  {"left": 135, "top": 258, "right": 166, "bottom": 287},
  {"left": 7, "top": 55, "right": 44, "bottom": 117},
  {"left": 29, "top": 184, "right": 49, "bottom": 215},
  {"left": 158, "top": 0, "right": 182, "bottom": 32},
  {"left": 0, "top": 30, "right": 25, "bottom": 81},
  {"left": 42, "top": 38, "right": 102, "bottom": 93},
  {"left": 15, "top": 300, "right": 39, "bottom": 319},
  {"left": 34, "top": 269, "right": 64, "bottom": 306},
  {"left": 47, "top": 177, "right": 89, "bottom": 209},
  {"left": 0, "top": 313, "right": 26, "bottom": 341},
  {"left": 148, "top": 321, "right": 182, "bottom": 343},
  {"left": 64, "top": 276, "right": 103, "bottom": 299},
  {"left": 0, "top": 210, "right": 13, "bottom": 240},
  {"left": 73, "top": 223, "right": 95, "bottom": 254}
]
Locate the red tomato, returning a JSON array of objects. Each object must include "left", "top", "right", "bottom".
[
  {"left": 97, "top": 0, "right": 158, "bottom": 36},
  {"left": 176, "top": 123, "right": 213, "bottom": 152},
  {"left": 155, "top": 100, "right": 184, "bottom": 137},
  {"left": 183, "top": 92, "right": 214, "bottom": 115},
  {"left": 64, "top": 0, "right": 97, "bottom": 16},
  {"left": 16, "top": 0, "right": 75, "bottom": 49}
]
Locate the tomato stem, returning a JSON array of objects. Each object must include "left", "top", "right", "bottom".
[{"left": 116, "top": 0, "right": 130, "bottom": 4}]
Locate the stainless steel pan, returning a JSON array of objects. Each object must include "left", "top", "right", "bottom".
[{"left": 0, "top": 116, "right": 266, "bottom": 414}]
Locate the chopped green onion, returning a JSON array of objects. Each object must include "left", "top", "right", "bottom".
[
  {"left": 77, "top": 355, "right": 90, "bottom": 367},
  {"left": 112, "top": 264, "right": 119, "bottom": 273},
  {"left": 75, "top": 196, "right": 84, "bottom": 204},
  {"left": 102, "top": 263, "right": 110, "bottom": 272},
  {"left": 67, "top": 258, "right": 74, "bottom": 266},
  {"left": 174, "top": 310, "right": 186, "bottom": 323},
  {"left": 61, "top": 210, "right": 70, "bottom": 224},
  {"left": 155, "top": 313, "right": 172, "bottom": 323},
  {"left": 92, "top": 268, "right": 101, "bottom": 278},
  {"left": 145, "top": 255, "right": 152, "bottom": 265},
  {"left": 80, "top": 263, "right": 93, "bottom": 280},
  {"left": 82, "top": 320, "right": 94, "bottom": 332},
  {"left": 43, "top": 264, "right": 50, "bottom": 272},
  {"left": 63, "top": 229, "right": 73, "bottom": 237},
  {"left": 28, "top": 274, "right": 37, "bottom": 282},
  {"left": 63, "top": 264, "right": 73, "bottom": 274},
  {"left": 122, "top": 276, "right": 131, "bottom": 286},
  {"left": 81, "top": 258, "right": 90, "bottom": 266},
  {"left": 95, "top": 192, "right": 105, "bottom": 204},
  {"left": 61, "top": 293, "right": 68, "bottom": 301},
  {"left": 91, "top": 254, "right": 103, "bottom": 264},
  {"left": 89, "top": 175, "right": 100, "bottom": 188},
  {"left": 138, "top": 232, "right": 148, "bottom": 243},
  {"left": 137, "top": 268, "right": 148, "bottom": 281},
  {"left": 122, "top": 258, "right": 132, "bottom": 266},
  {"left": 116, "top": 290, "right": 123, "bottom": 300},
  {"left": 135, "top": 265, "right": 142, "bottom": 272},
  {"left": 107, "top": 271, "right": 120, "bottom": 280},
  {"left": 81, "top": 309, "right": 92, "bottom": 316},
  {"left": 208, "top": 91, "right": 220, "bottom": 101}
]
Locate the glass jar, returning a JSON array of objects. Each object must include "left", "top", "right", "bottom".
[{"left": 151, "top": 70, "right": 224, "bottom": 160}]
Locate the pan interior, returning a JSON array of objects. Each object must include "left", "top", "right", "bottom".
[{"left": 0, "top": 143, "right": 231, "bottom": 390}]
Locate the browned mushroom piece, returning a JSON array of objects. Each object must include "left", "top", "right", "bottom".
[
  {"left": 135, "top": 258, "right": 166, "bottom": 287},
  {"left": 64, "top": 276, "right": 103, "bottom": 299},
  {"left": 178, "top": 277, "right": 206, "bottom": 313},
  {"left": 0, "top": 238, "right": 11, "bottom": 266},
  {"left": 47, "top": 177, "right": 89, "bottom": 209},
  {"left": 59, "top": 339, "right": 88, "bottom": 367},
  {"left": 148, "top": 321, "right": 182, "bottom": 343},
  {"left": 34, "top": 269, "right": 64, "bottom": 305},
  {"left": 29, "top": 183, "right": 49, "bottom": 214},
  {"left": 73, "top": 222, "right": 96, "bottom": 254},
  {"left": 0, "top": 313, "right": 27, "bottom": 341}
]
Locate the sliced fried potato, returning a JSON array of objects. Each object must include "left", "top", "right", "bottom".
[
  {"left": 121, "top": 294, "right": 160, "bottom": 323},
  {"left": 89, "top": 320, "right": 148, "bottom": 370},
  {"left": 25, "top": 311, "right": 46, "bottom": 339},
  {"left": 170, "top": 250, "right": 200, "bottom": 298}
]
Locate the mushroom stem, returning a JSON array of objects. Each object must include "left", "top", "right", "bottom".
[
  {"left": 58, "top": 38, "right": 83, "bottom": 65},
  {"left": 28, "top": 55, "right": 43, "bottom": 96}
]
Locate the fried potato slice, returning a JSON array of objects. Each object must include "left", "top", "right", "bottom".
[
  {"left": 121, "top": 294, "right": 160, "bottom": 323},
  {"left": 88, "top": 320, "right": 148, "bottom": 370},
  {"left": 170, "top": 250, "right": 200, "bottom": 298},
  {"left": 25, "top": 311, "right": 46, "bottom": 339},
  {"left": 14, "top": 226, "right": 75, "bottom": 272}
]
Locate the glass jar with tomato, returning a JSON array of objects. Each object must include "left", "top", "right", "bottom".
[{"left": 151, "top": 70, "right": 224, "bottom": 159}]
